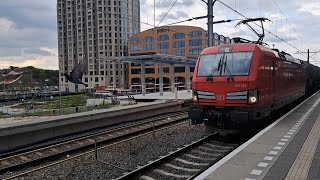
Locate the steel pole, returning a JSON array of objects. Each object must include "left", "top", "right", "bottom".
[
  {"left": 141, "top": 62, "right": 146, "bottom": 95},
  {"left": 159, "top": 63, "right": 164, "bottom": 96},
  {"left": 308, "top": 49, "right": 310, "bottom": 63},
  {"left": 207, "top": 0, "right": 214, "bottom": 47}
]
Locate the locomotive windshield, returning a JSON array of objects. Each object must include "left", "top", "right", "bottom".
[{"left": 197, "top": 52, "right": 253, "bottom": 77}]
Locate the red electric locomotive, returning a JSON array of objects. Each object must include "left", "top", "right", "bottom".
[{"left": 188, "top": 42, "right": 306, "bottom": 133}]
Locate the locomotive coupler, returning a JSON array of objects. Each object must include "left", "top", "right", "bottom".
[{"left": 188, "top": 106, "right": 204, "bottom": 124}]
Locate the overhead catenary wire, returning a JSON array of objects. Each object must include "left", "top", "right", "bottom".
[
  {"left": 195, "top": 0, "right": 208, "bottom": 9},
  {"left": 162, "top": 16, "right": 241, "bottom": 27},
  {"left": 156, "top": 0, "right": 178, "bottom": 27},
  {"left": 65, "top": 0, "right": 187, "bottom": 35},
  {"left": 271, "top": 0, "right": 308, "bottom": 49},
  {"left": 215, "top": 0, "right": 308, "bottom": 59}
]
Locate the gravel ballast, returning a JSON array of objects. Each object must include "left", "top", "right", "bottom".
[{"left": 1, "top": 123, "right": 209, "bottom": 179}]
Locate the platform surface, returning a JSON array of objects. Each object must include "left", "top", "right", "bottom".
[
  {"left": 195, "top": 91, "right": 320, "bottom": 180},
  {"left": 0, "top": 100, "right": 173, "bottom": 129},
  {"left": 118, "top": 90, "right": 192, "bottom": 100}
]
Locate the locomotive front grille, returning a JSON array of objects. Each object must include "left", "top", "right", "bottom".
[
  {"left": 226, "top": 91, "right": 248, "bottom": 100},
  {"left": 197, "top": 90, "right": 216, "bottom": 100}
]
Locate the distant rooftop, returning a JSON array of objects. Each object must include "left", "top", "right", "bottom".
[{"left": 110, "top": 53, "right": 197, "bottom": 65}]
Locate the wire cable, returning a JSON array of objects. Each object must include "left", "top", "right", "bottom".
[
  {"left": 156, "top": 0, "right": 178, "bottom": 27},
  {"left": 216, "top": 0, "right": 308, "bottom": 59},
  {"left": 271, "top": 0, "right": 307, "bottom": 46}
]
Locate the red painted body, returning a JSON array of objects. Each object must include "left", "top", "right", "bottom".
[{"left": 189, "top": 43, "right": 305, "bottom": 132}]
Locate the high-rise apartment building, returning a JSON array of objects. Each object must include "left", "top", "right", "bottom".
[{"left": 57, "top": 0, "right": 140, "bottom": 92}]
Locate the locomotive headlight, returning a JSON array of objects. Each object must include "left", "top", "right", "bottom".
[
  {"left": 249, "top": 96, "right": 257, "bottom": 103},
  {"left": 248, "top": 89, "right": 259, "bottom": 104},
  {"left": 193, "top": 95, "right": 198, "bottom": 102},
  {"left": 193, "top": 90, "right": 198, "bottom": 102}
]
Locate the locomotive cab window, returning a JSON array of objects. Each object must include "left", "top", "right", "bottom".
[{"left": 197, "top": 52, "right": 253, "bottom": 77}]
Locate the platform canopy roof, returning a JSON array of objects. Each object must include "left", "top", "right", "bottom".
[{"left": 110, "top": 54, "right": 197, "bottom": 65}]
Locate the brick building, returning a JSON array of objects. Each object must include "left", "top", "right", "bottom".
[{"left": 127, "top": 25, "right": 232, "bottom": 90}]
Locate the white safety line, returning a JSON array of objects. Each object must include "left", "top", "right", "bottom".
[
  {"left": 264, "top": 156, "right": 273, "bottom": 161},
  {"left": 194, "top": 91, "right": 320, "bottom": 180},
  {"left": 250, "top": 169, "right": 262, "bottom": 175},
  {"left": 244, "top": 95, "right": 320, "bottom": 179},
  {"left": 269, "top": 151, "right": 278, "bottom": 155},
  {"left": 257, "top": 162, "right": 268, "bottom": 168},
  {"left": 274, "top": 146, "right": 282, "bottom": 150}
]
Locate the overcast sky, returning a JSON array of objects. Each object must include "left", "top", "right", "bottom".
[{"left": 0, "top": 0, "right": 319, "bottom": 70}]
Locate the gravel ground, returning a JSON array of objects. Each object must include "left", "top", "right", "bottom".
[{"left": 1, "top": 123, "right": 209, "bottom": 180}]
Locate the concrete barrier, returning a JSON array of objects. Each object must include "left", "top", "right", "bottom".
[{"left": 0, "top": 100, "right": 185, "bottom": 153}]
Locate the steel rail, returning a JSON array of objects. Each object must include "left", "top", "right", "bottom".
[
  {"left": 0, "top": 111, "right": 188, "bottom": 174},
  {"left": 116, "top": 133, "right": 219, "bottom": 180},
  {"left": 3, "top": 120, "right": 190, "bottom": 180}
]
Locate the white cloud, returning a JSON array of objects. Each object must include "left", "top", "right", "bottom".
[
  {"left": 0, "top": 17, "right": 15, "bottom": 31},
  {"left": 40, "top": 47, "right": 58, "bottom": 56},
  {"left": 300, "top": 2, "right": 320, "bottom": 16},
  {"left": 268, "top": 13, "right": 286, "bottom": 22},
  {"left": 0, "top": 54, "right": 58, "bottom": 70}
]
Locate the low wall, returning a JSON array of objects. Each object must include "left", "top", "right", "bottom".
[{"left": 0, "top": 100, "right": 184, "bottom": 153}]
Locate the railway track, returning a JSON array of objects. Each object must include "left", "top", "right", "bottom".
[
  {"left": 116, "top": 133, "right": 239, "bottom": 180},
  {"left": 0, "top": 111, "right": 188, "bottom": 175}
]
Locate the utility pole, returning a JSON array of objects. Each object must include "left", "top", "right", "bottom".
[
  {"left": 154, "top": 0, "right": 156, "bottom": 27},
  {"left": 295, "top": 49, "right": 320, "bottom": 63},
  {"left": 207, "top": 0, "right": 214, "bottom": 47},
  {"left": 206, "top": 0, "right": 218, "bottom": 47}
]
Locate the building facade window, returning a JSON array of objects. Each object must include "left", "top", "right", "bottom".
[
  {"left": 174, "top": 66, "right": 185, "bottom": 73},
  {"left": 173, "top": 33, "right": 185, "bottom": 39},
  {"left": 189, "top": 31, "right": 202, "bottom": 37},
  {"left": 144, "top": 44, "right": 154, "bottom": 50},
  {"left": 189, "top": 39, "right": 202, "bottom": 46},
  {"left": 146, "top": 62, "right": 156, "bottom": 66},
  {"left": 144, "top": 36, "right": 154, "bottom": 42},
  {"left": 189, "top": 48, "right": 202, "bottom": 55},
  {"left": 225, "top": 37, "right": 231, "bottom": 43},
  {"left": 130, "top": 38, "right": 140, "bottom": 43},
  {"left": 173, "top": 41, "right": 185, "bottom": 48},
  {"left": 219, "top": 35, "right": 225, "bottom": 41},
  {"left": 131, "top": 78, "right": 141, "bottom": 84},
  {"left": 213, "top": 33, "right": 219, "bottom": 39},
  {"left": 163, "top": 67, "right": 170, "bottom": 73},
  {"left": 146, "top": 68, "right": 155, "bottom": 74},
  {"left": 157, "top": 34, "right": 169, "bottom": 41},
  {"left": 131, "top": 69, "right": 141, "bottom": 74},
  {"left": 131, "top": 62, "right": 140, "bottom": 66},
  {"left": 174, "top": 49, "right": 185, "bottom": 56},
  {"left": 158, "top": 42, "right": 169, "bottom": 49},
  {"left": 131, "top": 45, "right": 141, "bottom": 52},
  {"left": 159, "top": 50, "right": 168, "bottom": 54}
]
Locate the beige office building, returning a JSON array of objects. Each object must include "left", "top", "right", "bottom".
[{"left": 128, "top": 25, "right": 233, "bottom": 89}]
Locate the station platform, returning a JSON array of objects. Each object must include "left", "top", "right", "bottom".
[
  {"left": 0, "top": 100, "right": 186, "bottom": 153},
  {"left": 195, "top": 91, "right": 320, "bottom": 180},
  {"left": 118, "top": 90, "right": 192, "bottom": 100}
]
